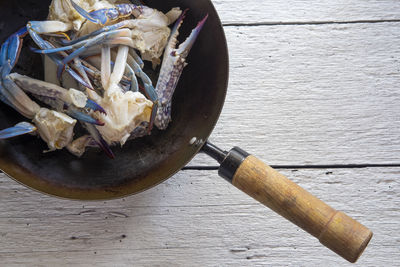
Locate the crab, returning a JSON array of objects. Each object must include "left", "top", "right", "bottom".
[
  {"left": 0, "top": 28, "right": 105, "bottom": 152},
  {"left": 0, "top": 0, "right": 207, "bottom": 158}
]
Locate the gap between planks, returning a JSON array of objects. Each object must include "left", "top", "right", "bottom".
[
  {"left": 2, "top": 164, "right": 400, "bottom": 175},
  {"left": 183, "top": 163, "right": 400, "bottom": 171},
  {"left": 223, "top": 19, "right": 400, "bottom": 27}
]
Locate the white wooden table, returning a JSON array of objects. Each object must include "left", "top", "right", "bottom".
[{"left": 1, "top": 1, "right": 399, "bottom": 266}]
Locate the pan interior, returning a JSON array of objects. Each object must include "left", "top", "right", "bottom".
[{"left": 0, "top": 0, "right": 228, "bottom": 199}]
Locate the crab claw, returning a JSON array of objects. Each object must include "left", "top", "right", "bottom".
[
  {"left": 177, "top": 15, "right": 208, "bottom": 57},
  {"left": 71, "top": 0, "right": 142, "bottom": 26},
  {"left": 5, "top": 27, "right": 28, "bottom": 70},
  {"left": 85, "top": 99, "right": 107, "bottom": 114},
  {"left": 0, "top": 122, "right": 36, "bottom": 139},
  {"left": 70, "top": 0, "right": 103, "bottom": 25},
  {"left": 85, "top": 123, "right": 115, "bottom": 159},
  {"left": 154, "top": 13, "right": 208, "bottom": 130}
]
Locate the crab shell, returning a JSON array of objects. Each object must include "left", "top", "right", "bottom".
[
  {"left": 33, "top": 108, "right": 77, "bottom": 151},
  {"left": 93, "top": 84, "right": 153, "bottom": 146}
]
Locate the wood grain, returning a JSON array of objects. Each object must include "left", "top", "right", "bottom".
[
  {"left": 1, "top": 1, "right": 400, "bottom": 266},
  {"left": 190, "top": 22, "right": 400, "bottom": 167},
  {"left": 212, "top": 0, "right": 400, "bottom": 24},
  {"left": 0, "top": 166, "right": 398, "bottom": 266}
]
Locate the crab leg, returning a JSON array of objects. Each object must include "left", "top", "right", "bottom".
[
  {"left": 125, "top": 64, "right": 138, "bottom": 92},
  {"left": 0, "top": 122, "right": 37, "bottom": 139},
  {"left": 109, "top": 45, "right": 129, "bottom": 88},
  {"left": 154, "top": 14, "right": 208, "bottom": 130},
  {"left": 61, "top": 21, "right": 132, "bottom": 46},
  {"left": 67, "top": 106, "right": 104, "bottom": 126},
  {"left": 27, "top": 21, "right": 72, "bottom": 35},
  {"left": 32, "top": 29, "right": 131, "bottom": 56},
  {"left": 27, "top": 24, "right": 92, "bottom": 89},
  {"left": 9, "top": 73, "right": 105, "bottom": 125},
  {"left": 85, "top": 123, "right": 115, "bottom": 159},
  {"left": 0, "top": 34, "right": 28, "bottom": 112},
  {"left": 0, "top": 80, "right": 38, "bottom": 118},
  {"left": 9, "top": 73, "right": 101, "bottom": 112},
  {"left": 0, "top": 39, "right": 8, "bottom": 66},
  {"left": 110, "top": 49, "right": 158, "bottom": 131},
  {"left": 0, "top": 29, "right": 80, "bottom": 150},
  {"left": 0, "top": 30, "right": 40, "bottom": 117},
  {"left": 83, "top": 53, "right": 135, "bottom": 92},
  {"left": 71, "top": 58, "right": 94, "bottom": 89},
  {"left": 101, "top": 45, "right": 111, "bottom": 89},
  {"left": 68, "top": 58, "right": 106, "bottom": 114},
  {"left": 1, "top": 73, "right": 40, "bottom": 119},
  {"left": 129, "top": 48, "right": 144, "bottom": 69},
  {"left": 67, "top": 135, "right": 99, "bottom": 157}
]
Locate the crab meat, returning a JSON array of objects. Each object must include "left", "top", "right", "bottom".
[{"left": 93, "top": 83, "right": 153, "bottom": 146}]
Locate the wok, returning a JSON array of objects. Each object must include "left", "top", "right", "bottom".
[{"left": 0, "top": 0, "right": 372, "bottom": 263}]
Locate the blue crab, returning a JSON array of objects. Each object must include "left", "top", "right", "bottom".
[{"left": 0, "top": 0, "right": 207, "bottom": 157}]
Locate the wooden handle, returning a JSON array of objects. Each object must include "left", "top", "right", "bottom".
[{"left": 231, "top": 155, "right": 372, "bottom": 263}]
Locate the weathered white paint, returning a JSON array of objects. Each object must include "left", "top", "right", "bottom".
[
  {"left": 190, "top": 22, "right": 400, "bottom": 167},
  {"left": 0, "top": 167, "right": 398, "bottom": 266},
  {"left": 1, "top": 1, "right": 400, "bottom": 266},
  {"left": 212, "top": 0, "right": 400, "bottom": 24}
]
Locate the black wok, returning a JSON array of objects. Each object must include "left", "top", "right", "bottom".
[{"left": 0, "top": 0, "right": 371, "bottom": 263}]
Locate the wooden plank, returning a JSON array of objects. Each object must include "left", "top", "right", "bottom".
[
  {"left": 0, "top": 166, "right": 398, "bottom": 266},
  {"left": 211, "top": 0, "right": 400, "bottom": 24},
  {"left": 189, "top": 22, "right": 400, "bottom": 166},
  {"left": 0, "top": 3, "right": 398, "bottom": 266}
]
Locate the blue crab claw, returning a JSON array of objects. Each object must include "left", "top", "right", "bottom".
[
  {"left": 6, "top": 27, "right": 28, "bottom": 69},
  {"left": 0, "top": 29, "right": 34, "bottom": 114},
  {"left": 71, "top": 0, "right": 103, "bottom": 24},
  {"left": 0, "top": 122, "right": 36, "bottom": 139},
  {"left": 0, "top": 27, "right": 28, "bottom": 78},
  {"left": 85, "top": 123, "right": 115, "bottom": 159},
  {"left": 85, "top": 99, "right": 107, "bottom": 114},
  {"left": 154, "top": 14, "right": 208, "bottom": 130},
  {"left": 71, "top": 0, "right": 142, "bottom": 26},
  {"left": 176, "top": 14, "right": 208, "bottom": 58}
]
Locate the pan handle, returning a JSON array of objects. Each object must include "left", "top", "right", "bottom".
[{"left": 202, "top": 142, "right": 372, "bottom": 263}]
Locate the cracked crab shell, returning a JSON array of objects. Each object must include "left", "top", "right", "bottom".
[
  {"left": 33, "top": 108, "right": 77, "bottom": 151},
  {"left": 93, "top": 86, "right": 153, "bottom": 146}
]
